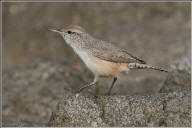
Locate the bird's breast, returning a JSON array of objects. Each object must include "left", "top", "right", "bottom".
[{"left": 75, "top": 50, "right": 128, "bottom": 77}]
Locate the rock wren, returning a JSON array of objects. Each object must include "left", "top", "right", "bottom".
[{"left": 49, "top": 25, "right": 168, "bottom": 95}]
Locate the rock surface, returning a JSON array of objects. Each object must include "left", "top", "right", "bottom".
[
  {"left": 2, "top": 59, "right": 91, "bottom": 126},
  {"left": 48, "top": 91, "right": 190, "bottom": 127},
  {"left": 2, "top": 53, "right": 191, "bottom": 126},
  {"left": 48, "top": 50, "right": 191, "bottom": 127}
]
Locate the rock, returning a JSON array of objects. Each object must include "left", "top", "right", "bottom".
[
  {"left": 2, "top": 58, "right": 92, "bottom": 126},
  {"left": 2, "top": 58, "right": 168, "bottom": 126},
  {"left": 48, "top": 51, "right": 191, "bottom": 127},
  {"left": 159, "top": 51, "right": 191, "bottom": 93},
  {"left": 48, "top": 91, "right": 190, "bottom": 127},
  {"left": 3, "top": 51, "right": 191, "bottom": 126}
]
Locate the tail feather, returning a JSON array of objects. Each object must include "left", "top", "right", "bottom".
[{"left": 128, "top": 63, "right": 168, "bottom": 73}]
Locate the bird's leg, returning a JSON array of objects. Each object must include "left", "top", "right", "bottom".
[
  {"left": 78, "top": 81, "right": 96, "bottom": 92},
  {"left": 77, "top": 75, "right": 98, "bottom": 93},
  {"left": 107, "top": 77, "right": 117, "bottom": 95}
]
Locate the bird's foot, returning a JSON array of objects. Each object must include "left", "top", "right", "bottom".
[{"left": 93, "top": 92, "right": 117, "bottom": 99}]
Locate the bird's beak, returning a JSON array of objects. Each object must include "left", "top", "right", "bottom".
[{"left": 49, "top": 28, "right": 63, "bottom": 34}]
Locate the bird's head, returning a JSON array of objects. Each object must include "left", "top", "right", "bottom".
[{"left": 49, "top": 25, "right": 87, "bottom": 43}]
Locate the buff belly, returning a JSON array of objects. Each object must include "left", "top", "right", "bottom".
[
  {"left": 89, "top": 58, "right": 128, "bottom": 77},
  {"left": 77, "top": 51, "right": 128, "bottom": 77}
]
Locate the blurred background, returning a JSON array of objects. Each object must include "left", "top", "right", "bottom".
[
  {"left": 2, "top": 2, "right": 190, "bottom": 126},
  {"left": 3, "top": 2, "right": 190, "bottom": 69}
]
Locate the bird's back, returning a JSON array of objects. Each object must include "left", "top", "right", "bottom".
[{"left": 86, "top": 39, "right": 146, "bottom": 64}]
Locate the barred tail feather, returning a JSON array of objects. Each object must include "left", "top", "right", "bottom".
[{"left": 128, "top": 63, "right": 168, "bottom": 73}]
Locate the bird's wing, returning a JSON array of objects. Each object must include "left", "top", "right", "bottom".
[{"left": 88, "top": 40, "right": 146, "bottom": 64}]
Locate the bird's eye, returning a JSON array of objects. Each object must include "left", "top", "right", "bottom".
[{"left": 67, "top": 31, "right": 72, "bottom": 34}]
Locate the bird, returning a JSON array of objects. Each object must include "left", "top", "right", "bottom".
[{"left": 49, "top": 25, "right": 168, "bottom": 95}]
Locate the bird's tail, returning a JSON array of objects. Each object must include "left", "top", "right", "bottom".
[{"left": 128, "top": 63, "right": 168, "bottom": 73}]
